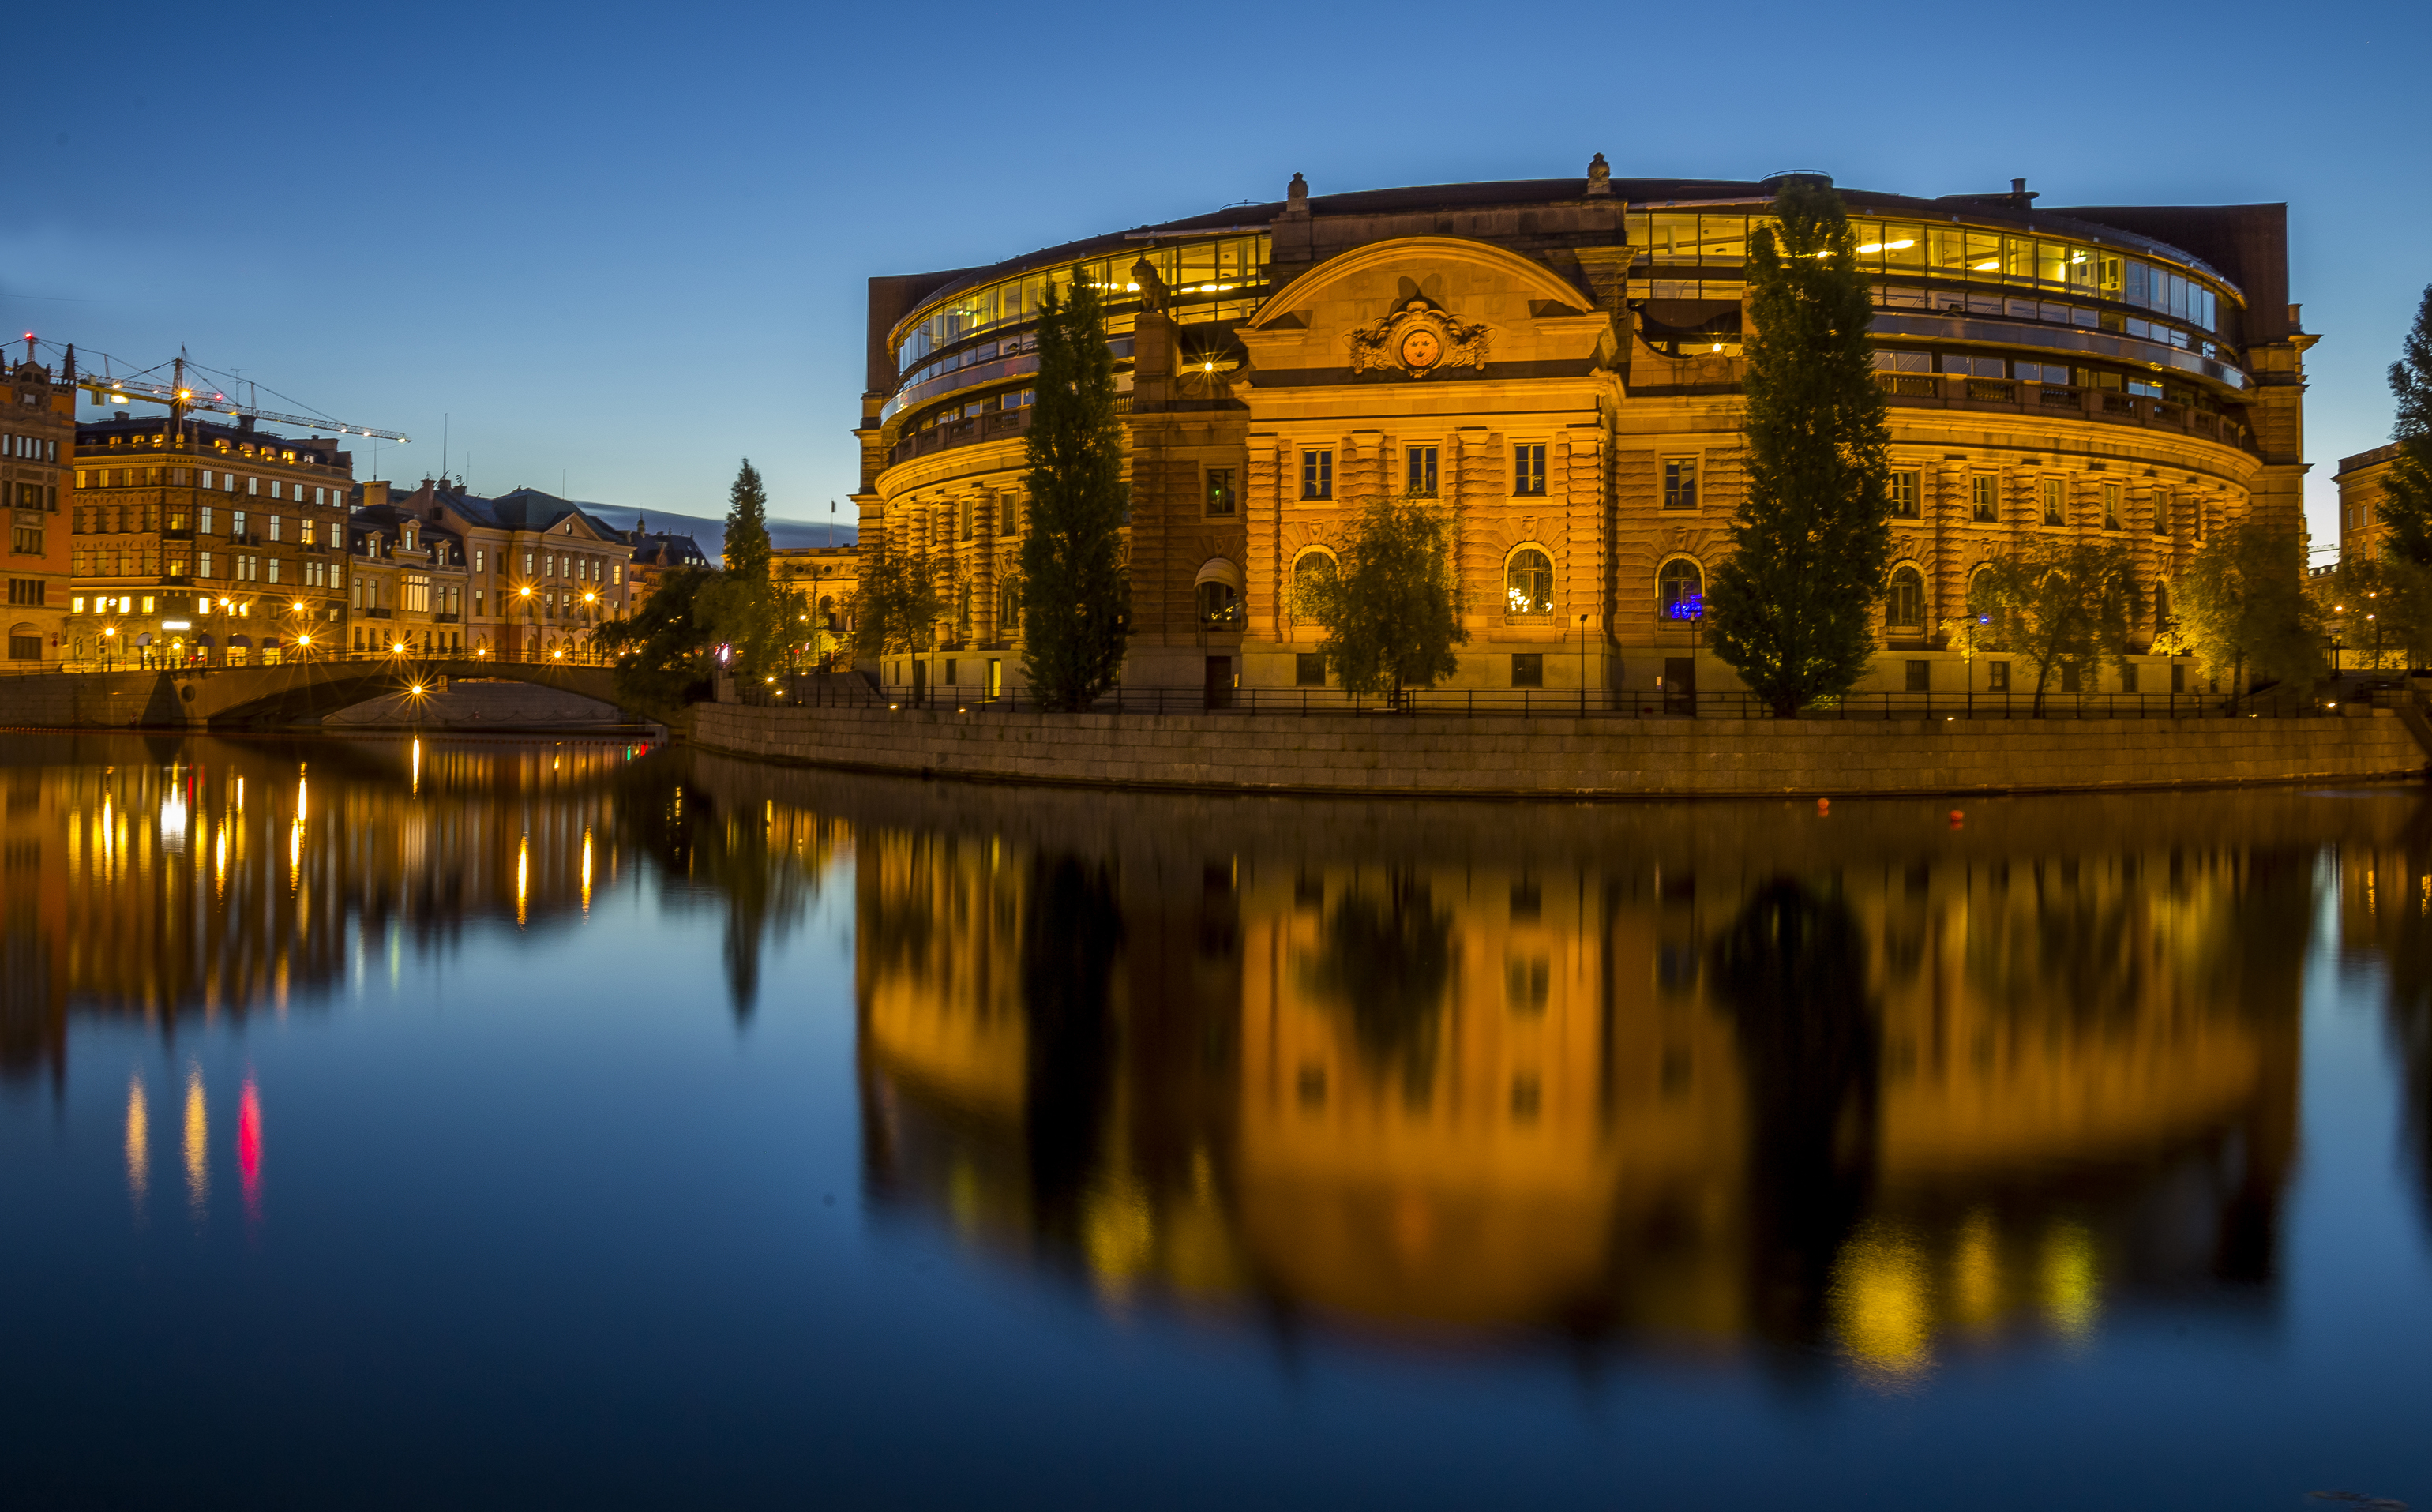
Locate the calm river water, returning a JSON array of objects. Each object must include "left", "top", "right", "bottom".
[{"left": 4, "top": 731, "right": 2431, "bottom": 1508}]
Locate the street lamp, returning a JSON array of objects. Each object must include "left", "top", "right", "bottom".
[{"left": 519, "top": 583, "right": 535, "bottom": 661}]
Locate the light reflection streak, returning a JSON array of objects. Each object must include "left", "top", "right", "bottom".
[
  {"left": 125, "top": 1074, "right": 149, "bottom": 1208},
  {"left": 183, "top": 1065, "right": 208, "bottom": 1217},
  {"left": 238, "top": 1077, "right": 263, "bottom": 1221},
  {"left": 516, "top": 835, "right": 529, "bottom": 929},
  {"left": 581, "top": 827, "right": 593, "bottom": 914}
]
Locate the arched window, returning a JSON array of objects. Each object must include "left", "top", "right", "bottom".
[
  {"left": 1196, "top": 580, "right": 1240, "bottom": 625},
  {"left": 1507, "top": 548, "right": 1554, "bottom": 617},
  {"left": 1290, "top": 551, "right": 1337, "bottom": 619},
  {"left": 1657, "top": 558, "right": 1703, "bottom": 621},
  {"left": 1887, "top": 566, "right": 1925, "bottom": 628}
]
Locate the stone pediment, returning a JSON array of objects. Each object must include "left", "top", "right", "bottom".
[{"left": 1238, "top": 236, "right": 1612, "bottom": 383}]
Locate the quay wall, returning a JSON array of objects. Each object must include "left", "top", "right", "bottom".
[{"left": 687, "top": 702, "right": 2430, "bottom": 799}]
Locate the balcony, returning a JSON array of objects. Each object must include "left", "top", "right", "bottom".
[
  {"left": 433, "top": 613, "right": 460, "bottom": 624},
  {"left": 161, "top": 527, "right": 194, "bottom": 541},
  {"left": 886, "top": 407, "right": 1034, "bottom": 468},
  {"left": 362, "top": 607, "right": 393, "bottom": 620},
  {"left": 1871, "top": 374, "right": 2255, "bottom": 455}
]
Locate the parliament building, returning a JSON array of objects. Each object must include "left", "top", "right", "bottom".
[{"left": 854, "top": 165, "right": 2309, "bottom": 701}]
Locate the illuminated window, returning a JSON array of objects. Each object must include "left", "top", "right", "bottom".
[
  {"left": 1657, "top": 558, "right": 1702, "bottom": 621},
  {"left": 1972, "top": 476, "right": 1999, "bottom": 523},
  {"left": 1886, "top": 566, "right": 1924, "bottom": 628},
  {"left": 1507, "top": 549, "right": 1554, "bottom": 617},
  {"left": 1406, "top": 446, "right": 1438, "bottom": 497},
  {"left": 1195, "top": 580, "right": 1240, "bottom": 625},
  {"left": 1510, "top": 444, "right": 1548, "bottom": 497},
  {"left": 2041, "top": 478, "right": 2066, "bottom": 525},
  {"left": 1663, "top": 458, "right": 1698, "bottom": 510},
  {"left": 1300, "top": 449, "right": 1331, "bottom": 501},
  {"left": 1890, "top": 470, "right": 1920, "bottom": 519}
]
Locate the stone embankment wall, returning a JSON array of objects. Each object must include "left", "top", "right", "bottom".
[
  {"left": 689, "top": 702, "right": 2428, "bottom": 799},
  {"left": 0, "top": 671, "right": 185, "bottom": 729}
]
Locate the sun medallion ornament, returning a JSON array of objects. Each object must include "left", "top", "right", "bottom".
[{"left": 1347, "top": 297, "right": 1488, "bottom": 379}]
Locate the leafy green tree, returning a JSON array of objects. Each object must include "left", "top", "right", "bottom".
[
  {"left": 2172, "top": 518, "right": 2324, "bottom": 699},
  {"left": 1707, "top": 179, "right": 1894, "bottom": 718},
  {"left": 2329, "top": 553, "right": 2432, "bottom": 671},
  {"left": 1303, "top": 494, "right": 1468, "bottom": 704},
  {"left": 2373, "top": 285, "right": 2432, "bottom": 566},
  {"left": 1974, "top": 542, "right": 2142, "bottom": 713},
  {"left": 595, "top": 565, "right": 722, "bottom": 707},
  {"left": 847, "top": 540, "right": 944, "bottom": 666},
  {"left": 1019, "top": 268, "right": 1130, "bottom": 710},
  {"left": 706, "top": 458, "right": 799, "bottom": 680}
]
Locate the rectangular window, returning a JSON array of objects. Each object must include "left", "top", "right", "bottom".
[
  {"left": 1511, "top": 652, "right": 1544, "bottom": 688},
  {"left": 1663, "top": 458, "right": 1698, "bottom": 510},
  {"left": 1513, "top": 444, "right": 1546, "bottom": 497},
  {"left": 2104, "top": 484, "right": 2121, "bottom": 530},
  {"left": 2153, "top": 490, "right": 2171, "bottom": 535},
  {"left": 224, "top": 473, "right": 236, "bottom": 492},
  {"left": 231, "top": 510, "right": 246, "bottom": 538},
  {"left": 525, "top": 552, "right": 535, "bottom": 576},
  {"left": 1301, "top": 449, "right": 1332, "bottom": 501},
  {"left": 474, "top": 548, "right": 485, "bottom": 573},
  {"left": 247, "top": 477, "right": 258, "bottom": 496},
  {"left": 1972, "top": 476, "right": 1999, "bottom": 523},
  {"left": 199, "top": 506, "right": 215, "bottom": 535},
  {"left": 271, "top": 481, "right": 283, "bottom": 500},
  {"left": 200, "top": 470, "right": 213, "bottom": 489},
  {"left": 268, "top": 515, "right": 283, "bottom": 542},
  {"left": 1406, "top": 447, "right": 1438, "bottom": 497},
  {"left": 1872, "top": 349, "right": 1931, "bottom": 373},
  {"left": 302, "top": 519, "right": 317, "bottom": 546},
  {"left": 1295, "top": 652, "right": 1326, "bottom": 687},
  {"left": 198, "top": 551, "right": 213, "bottom": 578},
  {"left": 1205, "top": 467, "right": 1236, "bottom": 516},
  {"left": 2041, "top": 478, "right": 2066, "bottom": 525},
  {"left": 1987, "top": 659, "right": 2010, "bottom": 692},
  {"left": 405, "top": 576, "right": 431, "bottom": 613},
  {"left": 1890, "top": 470, "right": 1920, "bottom": 519}
]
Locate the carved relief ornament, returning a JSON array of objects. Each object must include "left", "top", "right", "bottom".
[{"left": 1346, "top": 297, "right": 1490, "bottom": 379}]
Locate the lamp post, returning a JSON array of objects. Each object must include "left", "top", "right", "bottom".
[
  {"left": 583, "top": 589, "right": 598, "bottom": 663},
  {"left": 519, "top": 583, "right": 535, "bottom": 661}
]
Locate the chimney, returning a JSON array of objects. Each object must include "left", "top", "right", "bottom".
[{"left": 363, "top": 479, "right": 390, "bottom": 511}]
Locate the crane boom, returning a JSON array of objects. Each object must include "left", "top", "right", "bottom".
[{"left": 78, "top": 377, "right": 411, "bottom": 442}]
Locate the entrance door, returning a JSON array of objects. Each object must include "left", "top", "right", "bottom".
[
  {"left": 1204, "top": 655, "right": 1233, "bottom": 711},
  {"left": 1663, "top": 656, "right": 1697, "bottom": 715}
]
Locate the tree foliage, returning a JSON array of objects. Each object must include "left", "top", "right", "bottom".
[
  {"left": 595, "top": 565, "right": 722, "bottom": 707},
  {"left": 702, "top": 458, "right": 800, "bottom": 681},
  {"left": 1302, "top": 494, "right": 1469, "bottom": 703},
  {"left": 2173, "top": 517, "right": 2325, "bottom": 697},
  {"left": 2329, "top": 553, "right": 2432, "bottom": 670},
  {"left": 1019, "top": 268, "right": 1129, "bottom": 710},
  {"left": 846, "top": 540, "right": 945, "bottom": 664},
  {"left": 1706, "top": 179, "right": 1895, "bottom": 718},
  {"left": 1972, "top": 542, "right": 2142, "bottom": 711},
  {"left": 722, "top": 459, "right": 773, "bottom": 580},
  {"left": 2375, "top": 284, "right": 2432, "bottom": 567}
]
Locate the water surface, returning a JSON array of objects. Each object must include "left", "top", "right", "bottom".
[{"left": 3, "top": 732, "right": 2430, "bottom": 1508}]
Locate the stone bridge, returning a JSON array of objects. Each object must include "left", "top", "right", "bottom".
[{"left": 0, "top": 658, "right": 665, "bottom": 730}]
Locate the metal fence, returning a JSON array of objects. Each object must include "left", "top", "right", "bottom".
[
  {"left": 0, "top": 647, "right": 617, "bottom": 677},
  {"left": 745, "top": 675, "right": 2353, "bottom": 722}
]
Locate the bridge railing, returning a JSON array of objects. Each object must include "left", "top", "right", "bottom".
[{"left": 12, "top": 648, "right": 623, "bottom": 677}]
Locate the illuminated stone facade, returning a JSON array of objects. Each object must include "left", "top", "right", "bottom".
[
  {"left": 858, "top": 169, "right": 2309, "bottom": 700},
  {"left": 2336, "top": 441, "right": 2400, "bottom": 563}
]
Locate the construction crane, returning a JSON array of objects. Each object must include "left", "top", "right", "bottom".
[{"left": 63, "top": 347, "right": 411, "bottom": 442}]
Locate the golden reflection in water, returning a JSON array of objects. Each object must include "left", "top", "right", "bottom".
[
  {"left": 1950, "top": 1210, "right": 2001, "bottom": 1332},
  {"left": 213, "top": 821, "right": 227, "bottom": 899},
  {"left": 838, "top": 781, "right": 2347, "bottom": 1367},
  {"left": 124, "top": 1074, "right": 148, "bottom": 1206},
  {"left": 581, "top": 827, "right": 593, "bottom": 915},
  {"left": 412, "top": 737, "right": 421, "bottom": 797},
  {"left": 2040, "top": 1220, "right": 2100, "bottom": 1343},
  {"left": 182, "top": 1065, "right": 208, "bottom": 1216},
  {"left": 1831, "top": 1220, "right": 1933, "bottom": 1383},
  {"left": 516, "top": 835, "right": 530, "bottom": 929}
]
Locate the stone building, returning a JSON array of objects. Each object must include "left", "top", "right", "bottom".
[
  {"left": 362, "top": 481, "right": 634, "bottom": 658},
  {"left": 769, "top": 543, "right": 858, "bottom": 663},
  {"left": 345, "top": 495, "right": 471, "bottom": 655},
  {"left": 4, "top": 352, "right": 73, "bottom": 664},
  {"left": 68, "top": 413, "right": 352, "bottom": 666},
  {"left": 857, "top": 167, "right": 2308, "bottom": 702},
  {"left": 2335, "top": 442, "right": 2401, "bottom": 562}
]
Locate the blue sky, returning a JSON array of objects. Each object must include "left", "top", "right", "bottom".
[{"left": 4, "top": 0, "right": 2423, "bottom": 549}]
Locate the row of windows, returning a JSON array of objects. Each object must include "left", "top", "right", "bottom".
[
  {"left": 1627, "top": 213, "right": 2228, "bottom": 333},
  {"left": 1875, "top": 348, "right": 2188, "bottom": 400},
  {"left": 96, "top": 433, "right": 332, "bottom": 467},
  {"left": 7, "top": 577, "right": 46, "bottom": 606},
  {"left": 13, "top": 482, "right": 58, "bottom": 513},
  {"left": 77, "top": 466, "right": 341, "bottom": 505},
  {"left": 1295, "top": 444, "right": 1562, "bottom": 501},
  {"left": 894, "top": 234, "right": 1271, "bottom": 372},
  {"left": 1891, "top": 470, "right": 2206, "bottom": 536},
  {"left": 5, "top": 433, "right": 58, "bottom": 463}
]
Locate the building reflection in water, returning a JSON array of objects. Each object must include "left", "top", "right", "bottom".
[{"left": 835, "top": 773, "right": 2375, "bottom": 1373}]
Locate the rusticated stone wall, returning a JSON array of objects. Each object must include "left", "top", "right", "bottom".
[{"left": 689, "top": 702, "right": 2426, "bottom": 800}]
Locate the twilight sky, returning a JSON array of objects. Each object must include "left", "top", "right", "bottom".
[{"left": 4, "top": 0, "right": 2423, "bottom": 550}]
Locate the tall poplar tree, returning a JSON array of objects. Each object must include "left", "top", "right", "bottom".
[
  {"left": 1019, "top": 268, "right": 1129, "bottom": 709},
  {"left": 722, "top": 458, "right": 772, "bottom": 580},
  {"left": 1706, "top": 179, "right": 1894, "bottom": 717},
  {"left": 2373, "top": 284, "right": 2432, "bottom": 565},
  {"left": 710, "top": 457, "right": 797, "bottom": 679}
]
